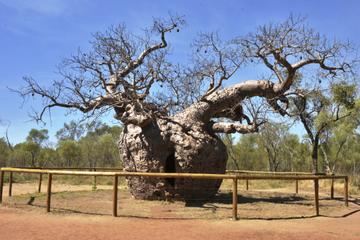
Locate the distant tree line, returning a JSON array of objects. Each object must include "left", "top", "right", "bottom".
[
  {"left": 0, "top": 121, "right": 122, "bottom": 169},
  {"left": 225, "top": 118, "right": 360, "bottom": 178}
]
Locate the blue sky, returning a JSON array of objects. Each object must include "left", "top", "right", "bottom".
[{"left": 0, "top": 0, "right": 359, "bottom": 144}]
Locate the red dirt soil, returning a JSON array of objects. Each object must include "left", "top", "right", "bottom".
[{"left": 1, "top": 206, "right": 360, "bottom": 240}]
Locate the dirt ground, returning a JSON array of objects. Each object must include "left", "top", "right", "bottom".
[
  {"left": 1, "top": 206, "right": 360, "bottom": 240},
  {"left": 1, "top": 181, "right": 360, "bottom": 240}
]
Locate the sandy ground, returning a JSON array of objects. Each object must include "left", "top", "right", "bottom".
[
  {"left": 1, "top": 182, "right": 359, "bottom": 240},
  {"left": 1, "top": 206, "right": 360, "bottom": 240}
]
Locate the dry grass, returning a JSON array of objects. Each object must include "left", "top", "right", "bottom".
[
  {"left": 221, "top": 178, "right": 358, "bottom": 196},
  {"left": 2, "top": 178, "right": 359, "bottom": 220}
]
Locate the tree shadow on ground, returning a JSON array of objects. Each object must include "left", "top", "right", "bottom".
[
  {"left": 28, "top": 202, "right": 360, "bottom": 221},
  {"left": 185, "top": 192, "right": 309, "bottom": 207},
  {"left": 7, "top": 191, "right": 360, "bottom": 221},
  {"left": 29, "top": 203, "right": 110, "bottom": 217},
  {"left": 183, "top": 192, "right": 360, "bottom": 220}
]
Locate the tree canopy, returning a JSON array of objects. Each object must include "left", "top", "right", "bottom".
[{"left": 16, "top": 15, "right": 357, "bottom": 135}]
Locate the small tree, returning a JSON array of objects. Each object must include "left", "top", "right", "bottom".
[
  {"left": 57, "top": 140, "right": 81, "bottom": 167},
  {"left": 0, "top": 138, "right": 10, "bottom": 167},
  {"left": 21, "top": 128, "right": 49, "bottom": 167},
  {"left": 258, "top": 122, "right": 293, "bottom": 172},
  {"left": 320, "top": 98, "right": 360, "bottom": 173},
  {"left": 56, "top": 121, "right": 85, "bottom": 142},
  {"left": 290, "top": 82, "right": 358, "bottom": 173}
]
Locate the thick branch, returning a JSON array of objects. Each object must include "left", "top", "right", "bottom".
[
  {"left": 211, "top": 122, "right": 259, "bottom": 134},
  {"left": 178, "top": 79, "right": 286, "bottom": 123}
]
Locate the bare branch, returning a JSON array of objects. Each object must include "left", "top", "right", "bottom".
[
  {"left": 16, "top": 14, "right": 357, "bottom": 132},
  {"left": 16, "top": 15, "right": 185, "bottom": 124}
]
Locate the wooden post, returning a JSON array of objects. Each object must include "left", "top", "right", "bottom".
[
  {"left": 314, "top": 179, "right": 319, "bottom": 216},
  {"left": 295, "top": 180, "right": 299, "bottom": 194},
  {"left": 38, "top": 173, "right": 42, "bottom": 193},
  {"left": 344, "top": 176, "right": 348, "bottom": 207},
  {"left": 330, "top": 179, "right": 334, "bottom": 199},
  {"left": 92, "top": 168, "right": 97, "bottom": 191},
  {"left": 246, "top": 179, "right": 249, "bottom": 190},
  {"left": 232, "top": 178, "right": 238, "bottom": 220},
  {"left": 46, "top": 173, "right": 52, "bottom": 213},
  {"left": 0, "top": 170, "right": 4, "bottom": 203},
  {"left": 8, "top": 172, "right": 13, "bottom": 197},
  {"left": 113, "top": 175, "right": 118, "bottom": 217}
]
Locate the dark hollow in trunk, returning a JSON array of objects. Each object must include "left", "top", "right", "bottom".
[{"left": 165, "top": 153, "right": 176, "bottom": 187}]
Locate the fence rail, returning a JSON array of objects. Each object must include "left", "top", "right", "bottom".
[
  {"left": 0, "top": 167, "right": 349, "bottom": 220},
  {"left": 226, "top": 169, "right": 323, "bottom": 175}
]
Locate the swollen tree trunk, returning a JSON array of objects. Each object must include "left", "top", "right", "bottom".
[
  {"left": 119, "top": 116, "right": 227, "bottom": 201},
  {"left": 118, "top": 80, "right": 287, "bottom": 201}
]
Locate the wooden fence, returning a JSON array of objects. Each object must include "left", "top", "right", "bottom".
[
  {"left": 0, "top": 167, "right": 349, "bottom": 220},
  {"left": 227, "top": 170, "right": 333, "bottom": 196}
]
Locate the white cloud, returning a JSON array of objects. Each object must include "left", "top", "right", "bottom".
[
  {"left": 0, "top": 0, "right": 71, "bottom": 16},
  {"left": 0, "top": 0, "right": 92, "bottom": 36}
]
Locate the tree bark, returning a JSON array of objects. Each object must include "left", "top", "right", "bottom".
[
  {"left": 117, "top": 77, "right": 298, "bottom": 201},
  {"left": 118, "top": 79, "right": 292, "bottom": 201},
  {"left": 311, "top": 138, "right": 319, "bottom": 174},
  {"left": 119, "top": 116, "right": 227, "bottom": 201}
]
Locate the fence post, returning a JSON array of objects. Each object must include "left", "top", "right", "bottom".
[
  {"left": 232, "top": 178, "right": 238, "bottom": 220},
  {"left": 314, "top": 179, "right": 319, "bottom": 216},
  {"left": 330, "top": 178, "right": 334, "bottom": 199},
  {"left": 0, "top": 170, "right": 4, "bottom": 203},
  {"left": 46, "top": 173, "right": 52, "bottom": 213},
  {"left": 38, "top": 173, "right": 42, "bottom": 193},
  {"left": 8, "top": 172, "right": 13, "bottom": 197},
  {"left": 246, "top": 179, "right": 249, "bottom": 190},
  {"left": 344, "top": 176, "right": 348, "bottom": 207},
  {"left": 113, "top": 175, "right": 118, "bottom": 217},
  {"left": 92, "top": 168, "right": 97, "bottom": 191},
  {"left": 295, "top": 180, "right": 299, "bottom": 194}
]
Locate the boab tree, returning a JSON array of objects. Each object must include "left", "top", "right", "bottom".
[{"left": 17, "top": 15, "right": 356, "bottom": 200}]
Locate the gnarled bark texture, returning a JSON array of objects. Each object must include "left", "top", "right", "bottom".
[
  {"left": 119, "top": 117, "right": 227, "bottom": 201},
  {"left": 118, "top": 80, "right": 279, "bottom": 200}
]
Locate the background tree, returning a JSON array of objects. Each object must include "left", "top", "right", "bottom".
[
  {"left": 26, "top": 129, "right": 49, "bottom": 145},
  {"left": 16, "top": 15, "right": 357, "bottom": 200},
  {"left": 0, "top": 138, "right": 10, "bottom": 167},
  {"left": 225, "top": 125, "right": 303, "bottom": 172},
  {"left": 20, "top": 129, "right": 49, "bottom": 167},
  {"left": 319, "top": 98, "right": 360, "bottom": 173},
  {"left": 38, "top": 147, "right": 58, "bottom": 168},
  {"left": 57, "top": 140, "right": 81, "bottom": 167},
  {"left": 290, "top": 82, "right": 357, "bottom": 173},
  {"left": 280, "top": 134, "right": 303, "bottom": 171},
  {"left": 56, "top": 121, "right": 85, "bottom": 141},
  {"left": 258, "top": 122, "right": 290, "bottom": 172},
  {"left": 78, "top": 123, "right": 122, "bottom": 168},
  {"left": 226, "top": 134, "right": 268, "bottom": 171}
]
